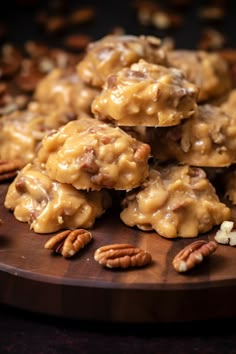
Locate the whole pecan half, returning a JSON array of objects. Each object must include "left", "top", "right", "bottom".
[
  {"left": 44, "top": 229, "right": 92, "bottom": 258},
  {"left": 172, "top": 240, "right": 218, "bottom": 273},
  {"left": 0, "top": 159, "right": 24, "bottom": 181},
  {"left": 94, "top": 243, "right": 152, "bottom": 269}
]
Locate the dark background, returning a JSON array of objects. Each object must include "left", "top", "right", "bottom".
[
  {"left": 1, "top": 1, "right": 236, "bottom": 353},
  {"left": 1, "top": 0, "right": 236, "bottom": 50}
]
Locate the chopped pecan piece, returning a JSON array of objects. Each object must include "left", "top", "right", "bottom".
[
  {"left": 134, "top": 0, "right": 158, "bottom": 22},
  {"left": 198, "top": 28, "right": 226, "bottom": 50},
  {"left": 215, "top": 221, "right": 236, "bottom": 246},
  {"left": 0, "top": 159, "right": 24, "bottom": 181},
  {"left": 79, "top": 148, "right": 99, "bottom": 174},
  {"left": 152, "top": 10, "right": 184, "bottom": 29},
  {"left": 198, "top": 5, "right": 225, "bottom": 21},
  {"left": 68, "top": 7, "right": 96, "bottom": 25},
  {"left": 44, "top": 16, "right": 67, "bottom": 34},
  {"left": 63, "top": 34, "right": 92, "bottom": 50},
  {"left": 172, "top": 240, "right": 218, "bottom": 273},
  {"left": 91, "top": 172, "right": 115, "bottom": 188},
  {"left": 0, "top": 44, "right": 22, "bottom": 77},
  {"left": 134, "top": 143, "right": 151, "bottom": 161},
  {"left": 15, "top": 59, "right": 44, "bottom": 92},
  {"left": 44, "top": 229, "right": 92, "bottom": 258},
  {"left": 94, "top": 243, "right": 152, "bottom": 269}
]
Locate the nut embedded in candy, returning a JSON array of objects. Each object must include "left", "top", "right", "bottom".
[
  {"left": 92, "top": 59, "right": 199, "bottom": 127},
  {"left": 4, "top": 162, "right": 111, "bottom": 233},
  {"left": 120, "top": 164, "right": 231, "bottom": 238},
  {"left": 37, "top": 117, "right": 151, "bottom": 191}
]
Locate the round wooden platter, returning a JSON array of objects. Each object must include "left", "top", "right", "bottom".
[{"left": 0, "top": 182, "right": 236, "bottom": 323}]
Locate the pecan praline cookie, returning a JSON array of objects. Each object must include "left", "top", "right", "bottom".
[
  {"left": 34, "top": 68, "right": 99, "bottom": 115},
  {"left": 92, "top": 59, "right": 198, "bottom": 127},
  {"left": 37, "top": 117, "right": 151, "bottom": 191},
  {"left": 0, "top": 102, "right": 76, "bottom": 165},
  {"left": 167, "top": 50, "right": 232, "bottom": 102},
  {"left": 148, "top": 104, "right": 236, "bottom": 167},
  {"left": 4, "top": 162, "right": 111, "bottom": 233},
  {"left": 77, "top": 34, "right": 168, "bottom": 88},
  {"left": 120, "top": 164, "right": 231, "bottom": 238}
]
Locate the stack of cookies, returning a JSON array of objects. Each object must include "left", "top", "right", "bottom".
[{"left": 3, "top": 34, "right": 236, "bottom": 238}]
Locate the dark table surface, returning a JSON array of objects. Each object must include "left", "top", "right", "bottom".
[
  {"left": 1, "top": 303, "right": 236, "bottom": 354},
  {"left": 1, "top": 1, "right": 236, "bottom": 353}
]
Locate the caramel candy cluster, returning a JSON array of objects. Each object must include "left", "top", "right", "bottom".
[
  {"left": 34, "top": 68, "right": 99, "bottom": 115},
  {"left": 148, "top": 104, "right": 236, "bottom": 167},
  {"left": 5, "top": 163, "right": 111, "bottom": 233},
  {"left": 92, "top": 59, "right": 198, "bottom": 127},
  {"left": 3, "top": 33, "right": 235, "bottom": 237},
  {"left": 167, "top": 50, "right": 232, "bottom": 102},
  {"left": 37, "top": 117, "right": 151, "bottom": 191},
  {"left": 77, "top": 34, "right": 168, "bottom": 87},
  {"left": 121, "top": 164, "right": 230, "bottom": 238}
]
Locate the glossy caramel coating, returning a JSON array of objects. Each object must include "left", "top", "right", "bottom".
[
  {"left": 148, "top": 104, "right": 236, "bottom": 167},
  {"left": 77, "top": 34, "right": 168, "bottom": 87},
  {"left": 92, "top": 59, "right": 198, "bottom": 127},
  {"left": 4, "top": 162, "right": 111, "bottom": 233},
  {"left": 0, "top": 102, "right": 76, "bottom": 164},
  {"left": 34, "top": 68, "right": 99, "bottom": 115},
  {"left": 167, "top": 50, "right": 232, "bottom": 102},
  {"left": 37, "top": 117, "right": 151, "bottom": 191},
  {"left": 121, "top": 164, "right": 230, "bottom": 238}
]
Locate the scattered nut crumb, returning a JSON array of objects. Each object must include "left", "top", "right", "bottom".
[
  {"left": 63, "top": 34, "right": 92, "bottom": 50},
  {"left": 68, "top": 7, "right": 96, "bottom": 25},
  {"left": 152, "top": 10, "right": 183, "bottom": 29},
  {"left": 215, "top": 221, "right": 236, "bottom": 246},
  {"left": 198, "top": 5, "right": 225, "bottom": 21},
  {"left": 198, "top": 27, "right": 226, "bottom": 50},
  {"left": 57, "top": 216, "right": 64, "bottom": 224},
  {"left": 44, "top": 16, "right": 67, "bottom": 34}
]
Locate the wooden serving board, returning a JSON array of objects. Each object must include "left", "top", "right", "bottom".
[{"left": 0, "top": 182, "right": 236, "bottom": 323}]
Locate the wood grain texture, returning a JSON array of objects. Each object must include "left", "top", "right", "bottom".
[{"left": 0, "top": 182, "right": 236, "bottom": 323}]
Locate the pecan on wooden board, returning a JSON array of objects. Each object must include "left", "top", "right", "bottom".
[
  {"left": 172, "top": 240, "right": 218, "bottom": 273},
  {"left": 44, "top": 229, "right": 92, "bottom": 258},
  {"left": 94, "top": 243, "right": 152, "bottom": 269}
]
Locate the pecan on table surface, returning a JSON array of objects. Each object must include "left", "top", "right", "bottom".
[
  {"left": 172, "top": 240, "right": 218, "bottom": 273},
  {"left": 44, "top": 229, "right": 92, "bottom": 258},
  {"left": 94, "top": 243, "right": 152, "bottom": 269}
]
